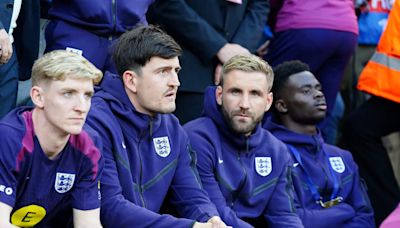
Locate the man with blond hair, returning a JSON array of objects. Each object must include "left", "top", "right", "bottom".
[
  {"left": 184, "top": 55, "right": 303, "bottom": 227},
  {"left": 0, "top": 50, "right": 104, "bottom": 228}
]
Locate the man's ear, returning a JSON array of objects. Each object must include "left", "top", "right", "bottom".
[
  {"left": 215, "top": 86, "right": 223, "bottom": 105},
  {"left": 122, "top": 70, "right": 138, "bottom": 93},
  {"left": 275, "top": 98, "right": 288, "bottom": 113},
  {"left": 265, "top": 92, "right": 273, "bottom": 111},
  {"left": 30, "top": 86, "right": 44, "bottom": 108}
]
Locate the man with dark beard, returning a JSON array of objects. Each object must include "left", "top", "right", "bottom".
[
  {"left": 184, "top": 55, "right": 303, "bottom": 228},
  {"left": 263, "top": 60, "right": 374, "bottom": 227}
]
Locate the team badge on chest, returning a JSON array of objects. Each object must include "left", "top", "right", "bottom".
[
  {"left": 255, "top": 157, "right": 272, "bottom": 177},
  {"left": 54, "top": 172, "right": 75, "bottom": 193},
  {"left": 153, "top": 136, "right": 171, "bottom": 157},
  {"left": 329, "top": 157, "right": 346, "bottom": 173}
]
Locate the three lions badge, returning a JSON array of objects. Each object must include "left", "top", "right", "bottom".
[
  {"left": 255, "top": 157, "right": 272, "bottom": 177},
  {"left": 329, "top": 157, "right": 346, "bottom": 173},
  {"left": 54, "top": 172, "right": 75, "bottom": 193},
  {"left": 153, "top": 136, "right": 171, "bottom": 158}
]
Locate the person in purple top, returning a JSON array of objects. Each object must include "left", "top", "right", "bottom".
[
  {"left": 264, "top": 0, "right": 359, "bottom": 144},
  {"left": 0, "top": 50, "right": 104, "bottom": 228},
  {"left": 263, "top": 60, "right": 374, "bottom": 227},
  {"left": 45, "top": 0, "right": 155, "bottom": 73},
  {"left": 184, "top": 55, "right": 303, "bottom": 227},
  {"left": 86, "top": 25, "right": 228, "bottom": 228}
]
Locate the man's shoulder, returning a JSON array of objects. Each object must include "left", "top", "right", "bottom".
[
  {"left": 183, "top": 117, "right": 216, "bottom": 135},
  {"left": 159, "top": 113, "right": 192, "bottom": 134},
  {"left": 72, "top": 125, "right": 103, "bottom": 153},
  {"left": 0, "top": 122, "right": 23, "bottom": 138},
  {"left": 258, "top": 128, "right": 289, "bottom": 153},
  {"left": 87, "top": 94, "right": 119, "bottom": 127},
  {"left": 90, "top": 93, "right": 113, "bottom": 114},
  {"left": 0, "top": 111, "right": 28, "bottom": 145},
  {"left": 157, "top": 114, "right": 190, "bottom": 144},
  {"left": 68, "top": 128, "right": 102, "bottom": 178},
  {"left": 0, "top": 116, "right": 29, "bottom": 166}
]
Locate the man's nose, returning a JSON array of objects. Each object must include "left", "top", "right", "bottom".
[{"left": 239, "top": 94, "right": 250, "bottom": 109}]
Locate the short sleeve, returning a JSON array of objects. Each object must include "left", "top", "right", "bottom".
[
  {"left": 0, "top": 125, "right": 23, "bottom": 207},
  {"left": 71, "top": 130, "right": 104, "bottom": 210}
]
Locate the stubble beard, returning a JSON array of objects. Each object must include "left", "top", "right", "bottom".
[{"left": 221, "top": 105, "right": 262, "bottom": 135}]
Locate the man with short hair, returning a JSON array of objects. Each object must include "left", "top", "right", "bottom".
[
  {"left": 263, "top": 60, "right": 374, "bottom": 227},
  {"left": 0, "top": 50, "right": 104, "bottom": 228},
  {"left": 86, "top": 25, "right": 227, "bottom": 227},
  {"left": 147, "top": 0, "right": 269, "bottom": 124},
  {"left": 184, "top": 55, "right": 303, "bottom": 227}
]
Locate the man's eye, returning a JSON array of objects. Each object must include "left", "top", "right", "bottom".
[
  {"left": 231, "top": 90, "right": 240, "bottom": 95},
  {"left": 251, "top": 91, "right": 260, "bottom": 96},
  {"left": 84, "top": 93, "right": 93, "bottom": 99},
  {"left": 160, "top": 69, "right": 169, "bottom": 75},
  {"left": 63, "top": 92, "right": 72, "bottom": 97}
]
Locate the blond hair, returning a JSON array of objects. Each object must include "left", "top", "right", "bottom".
[
  {"left": 31, "top": 50, "right": 103, "bottom": 86},
  {"left": 221, "top": 55, "right": 274, "bottom": 91}
]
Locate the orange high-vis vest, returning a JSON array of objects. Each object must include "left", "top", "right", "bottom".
[{"left": 358, "top": 0, "right": 400, "bottom": 103}]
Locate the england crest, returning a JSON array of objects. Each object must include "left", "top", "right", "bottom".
[
  {"left": 255, "top": 157, "right": 272, "bottom": 177},
  {"left": 54, "top": 172, "right": 75, "bottom": 194},
  {"left": 329, "top": 157, "right": 346, "bottom": 173},
  {"left": 153, "top": 136, "right": 171, "bottom": 158}
]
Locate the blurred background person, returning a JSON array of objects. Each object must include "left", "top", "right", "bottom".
[
  {"left": 343, "top": 0, "right": 400, "bottom": 225},
  {"left": 263, "top": 0, "right": 358, "bottom": 145},
  {"left": 0, "top": 0, "right": 40, "bottom": 119},
  {"left": 45, "top": 0, "right": 155, "bottom": 74}
]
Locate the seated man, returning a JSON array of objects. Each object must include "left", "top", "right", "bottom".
[
  {"left": 184, "top": 55, "right": 303, "bottom": 227},
  {"left": 0, "top": 50, "right": 104, "bottom": 227},
  {"left": 263, "top": 60, "right": 375, "bottom": 227},
  {"left": 86, "top": 25, "right": 227, "bottom": 227}
]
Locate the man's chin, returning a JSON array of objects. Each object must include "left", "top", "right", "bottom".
[
  {"left": 68, "top": 129, "right": 83, "bottom": 135},
  {"left": 231, "top": 122, "right": 254, "bottom": 135},
  {"left": 158, "top": 105, "right": 176, "bottom": 114}
]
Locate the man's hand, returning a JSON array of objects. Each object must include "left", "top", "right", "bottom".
[
  {"left": 0, "top": 29, "right": 13, "bottom": 65},
  {"left": 256, "top": 40, "right": 270, "bottom": 57},
  {"left": 215, "top": 43, "right": 250, "bottom": 85},
  {"left": 193, "top": 216, "right": 231, "bottom": 228},
  {"left": 193, "top": 222, "right": 213, "bottom": 228},
  {"left": 216, "top": 43, "right": 250, "bottom": 64},
  {"left": 207, "top": 216, "right": 231, "bottom": 228},
  {"left": 0, "top": 202, "right": 18, "bottom": 228}
]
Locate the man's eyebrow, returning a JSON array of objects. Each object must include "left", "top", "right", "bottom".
[
  {"left": 155, "top": 66, "right": 172, "bottom": 70},
  {"left": 60, "top": 87, "right": 78, "bottom": 92},
  {"left": 299, "top": 84, "right": 312, "bottom": 88},
  {"left": 227, "top": 86, "right": 242, "bottom": 91}
]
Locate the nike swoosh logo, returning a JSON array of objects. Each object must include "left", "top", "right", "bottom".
[
  {"left": 293, "top": 163, "right": 299, "bottom": 167},
  {"left": 218, "top": 158, "right": 224, "bottom": 164}
]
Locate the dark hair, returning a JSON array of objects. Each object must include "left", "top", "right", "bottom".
[
  {"left": 113, "top": 25, "right": 182, "bottom": 76},
  {"left": 271, "top": 60, "right": 310, "bottom": 100}
]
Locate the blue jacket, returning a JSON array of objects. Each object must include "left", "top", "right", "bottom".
[
  {"left": 184, "top": 87, "right": 303, "bottom": 228},
  {"left": 86, "top": 72, "right": 219, "bottom": 228},
  {"left": 49, "top": 0, "right": 154, "bottom": 35},
  {"left": 264, "top": 118, "right": 375, "bottom": 228}
]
